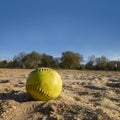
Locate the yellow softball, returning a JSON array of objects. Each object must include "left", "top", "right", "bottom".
[{"left": 26, "top": 67, "right": 62, "bottom": 101}]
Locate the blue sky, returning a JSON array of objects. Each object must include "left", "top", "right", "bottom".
[{"left": 0, "top": 0, "right": 120, "bottom": 61}]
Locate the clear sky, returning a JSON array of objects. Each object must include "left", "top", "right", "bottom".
[{"left": 0, "top": 0, "right": 120, "bottom": 61}]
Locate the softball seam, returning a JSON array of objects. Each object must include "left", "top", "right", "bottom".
[
  {"left": 26, "top": 85, "right": 54, "bottom": 100},
  {"left": 36, "top": 68, "right": 50, "bottom": 72}
]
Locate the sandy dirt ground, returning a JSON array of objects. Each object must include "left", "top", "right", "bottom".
[{"left": 0, "top": 69, "right": 120, "bottom": 120}]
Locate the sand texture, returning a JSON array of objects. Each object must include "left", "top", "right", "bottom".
[{"left": 0, "top": 69, "right": 120, "bottom": 120}]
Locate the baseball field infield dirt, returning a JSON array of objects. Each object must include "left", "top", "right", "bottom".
[{"left": 0, "top": 69, "right": 120, "bottom": 120}]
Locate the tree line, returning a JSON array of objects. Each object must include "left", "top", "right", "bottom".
[{"left": 0, "top": 51, "right": 120, "bottom": 71}]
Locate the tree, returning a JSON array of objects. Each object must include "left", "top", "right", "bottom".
[
  {"left": 13, "top": 52, "right": 26, "bottom": 68},
  {"left": 0, "top": 60, "right": 8, "bottom": 68},
  {"left": 53, "top": 57, "right": 61, "bottom": 68},
  {"left": 40, "top": 54, "right": 54, "bottom": 67},
  {"left": 95, "top": 56, "right": 109, "bottom": 70},
  {"left": 86, "top": 55, "right": 96, "bottom": 70},
  {"left": 60, "top": 51, "right": 83, "bottom": 69},
  {"left": 22, "top": 51, "right": 41, "bottom": 68},
  {"left": 13, "top": 52, "right": 26, "bottom": 62},
  {"left": 7, "top": 61, "right": 14, "bottom": 68}
]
